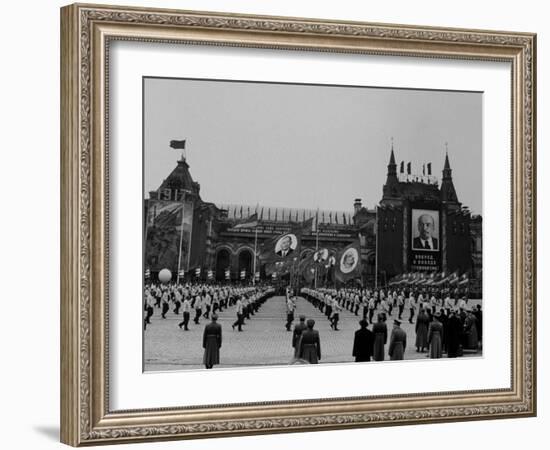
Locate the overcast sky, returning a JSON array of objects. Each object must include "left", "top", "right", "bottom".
[{"left": 144, "top": 78, "right": 482, "bottom": 215}]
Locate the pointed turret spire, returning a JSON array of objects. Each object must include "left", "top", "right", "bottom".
[
  {"left": 441, "top": 143, "right": 458, "bottom": 203},
  {"left": 443, "top": 144, "right": 452, "bottom": 179},
  {"left": 389, "top": 140, "right": 396, "bottom": 165},
  {"left": 383, "top": 139, "right": 399, "bottom": 199},
  {"left": 444, "top": 143, "right": 451, "bottom": 171},
  {"left": 380, "top": 139, "right": 401, "bottom": 201},
  {"left": 387, "top": 139, "right": 397, "bottom": 177}
]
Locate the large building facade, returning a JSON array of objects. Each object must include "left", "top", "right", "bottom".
[
  {"left": 377, "top": 148, "right": 475, "bottom": 277},
  {"left": 144, "top": 147, "right": 482, "bottom": 293}
]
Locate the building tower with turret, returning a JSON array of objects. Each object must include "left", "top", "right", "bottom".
[
  {"left": 145, "top": 156, "right": 221, "bottom": 277},
  {"left": 377, "top": 145, "right": 473, "bottom": 278}
]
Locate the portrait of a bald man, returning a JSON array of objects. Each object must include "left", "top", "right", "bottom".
[{"left": 413, "top": 213, "right": 438, "bottom": 250}]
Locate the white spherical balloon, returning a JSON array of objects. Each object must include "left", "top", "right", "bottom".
[{"left": 158, "top": 268, "right": 172, "bottom": 284}]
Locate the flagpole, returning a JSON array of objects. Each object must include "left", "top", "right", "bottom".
[
  {"left": 176, "top": 192, "right": 187, "bottom": 284},
  {"left": 314, "top": 208, "right": 319, "bottom": 289},
  {"left": 170, "top": 139, "right": 189, "bottom": 284},
  {"left": 253, "top": 225, "right": 258, "bottom": 286},
  {"left": 375, "top": 205, "right": 379, "bottom": 290}
]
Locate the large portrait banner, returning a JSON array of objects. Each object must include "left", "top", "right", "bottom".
[{"left": 410, "top": 208, "right": 440, "bottom": 271}]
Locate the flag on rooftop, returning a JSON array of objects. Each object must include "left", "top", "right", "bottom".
[{"left": 169, "top": 139, "right": 186, "bottom": 149}]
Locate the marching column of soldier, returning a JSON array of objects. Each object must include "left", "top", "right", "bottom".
[
  {"left": 144, "top": 281, "right": 276, "bottom": 369},
  {"left": 144, "top": 281, "right": 275, "bottom": 331},
  {"left": 300, "top": 286, "right": 482, "bottom": 361},
  {"left": 144, "top": 280, "right": 481, "bottom": 368}
]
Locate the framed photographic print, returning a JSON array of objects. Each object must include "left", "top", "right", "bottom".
[{"left": 60, "top": 3, "right": 537, "bottom": 446}]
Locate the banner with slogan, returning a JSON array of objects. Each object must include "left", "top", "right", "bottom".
[{"left": 144, "top": 199, "right": 194, "bottom": 273}]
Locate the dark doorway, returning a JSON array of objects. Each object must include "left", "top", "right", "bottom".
[
  {"left": 237, "top": 250, "right": 253, "bottom": 280},
  {"left": 215, "top": 249, "right": 231, "bottom": 280}
]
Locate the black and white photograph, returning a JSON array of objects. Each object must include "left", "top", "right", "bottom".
[{"left": 143, "top": 77, "right": 483, "bottom": 371}]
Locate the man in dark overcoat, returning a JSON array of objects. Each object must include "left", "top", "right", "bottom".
[
  {"left": 473, "top": 304, "right": 483, "bottom": 348},
  {"left": 446, "top": 309, "right": 462, "bottom": 358},
  {"left": 203, "top": 314, "right": 222, "bottom": 369},
  {"left": 372, "top": 313, "right": 388, "bottom": 361},
  {"left": 299, "top": 319, "right": 321, "bottom": 364},
  {"left": 352, "top": 320, "right": 374, "bottom": 362},
  {"left": 388, "top": 319, "right": 407, "bottom": 360},
  {"left": 428, "top": 313, "right": 444, "bottom": 358},
  {"left": 292, "top": 315, "right": 308, "bottom": 357}
]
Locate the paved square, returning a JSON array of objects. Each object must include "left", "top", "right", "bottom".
[{"left": 144, "top": 295, "right": 481, "bottom": 371}]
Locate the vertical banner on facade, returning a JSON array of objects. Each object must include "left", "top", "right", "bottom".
[
  {"left": 410, "top": 208, "right": 440, "bottom": 271},
  {"left": 144, "top": 199, "right": 194, "bottom": 273}
]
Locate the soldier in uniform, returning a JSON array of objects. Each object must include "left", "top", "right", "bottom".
[
  {"left": 178, "top": 296, "right": 191, "bottom": 330},
  {"left": 473, "top": 304, "right": 483, "bottom": 349},
  {"left": 428, "top": 312, "right": 444, "bottom": 358},
  {"left": 202, "top": 314, "right": 222, "bottom": 369},
  {"left": 368, "top": 295, "right": 376, "bottom": 324},
  {"left": 173, "top": 288, "right": 182, "bottom": 315},
  {"left": 202, "top": 291, "right": 212, "bottom": 319},
  {"left": 372, "top": 313, "right": 388, "bottom": 361},
  {"left": 388, "top": 319, "right": 407, "bottom": 360},
  {"left": 299, "top": 319, "right": 321, "bottom": 364},
  {"left": 353, "top": 293, "right": 361, "bottom": 315},
  {"left": 285, "top": 296, "right": 296, "bottom": 331},
  {"left": 144, "top": 289, "right": 154, "bottom": 329},
  {"left": 446, "top": 309, "right": 462, "bottom": 357},
  {"left": 405, "top": 292, "right": 416, "bottom": 324},
  {"left": 153, "top": 285, "right": 161, "bottom": 308},
  {"left": 415, "top": 308, "right": 430, "bottom": 352},
  {"left": 292, "top": 315, "right": 307, "bottom": 358},
  {"left": 212, "top": 291, "right": 219, "bottom": 315},
  {"left": 324, "top": 293, "right": 332, "bottom": 321},
  {"left": 463, "top": 309, "right": 479, "bottom": 350},
  {"left": 161, "top": 290, "right": 170, "bottom": 319},
  {"left": 397, "top": 291, "right": 405, "bottom": 319},
  {"left": 232, "top": 297, "right": 244, "bottom": 331},
  {"left": 193, "top": 292, "right": 202, "bottom": 324},
  {"left": 330, "top": 298, "right": 342, "bottom": 331},
  {"left": 361, "top": 293, "right": 369, "bottom": 320},
  {"left": 352, "top": 320, "right": 374, "bottom": 362}
]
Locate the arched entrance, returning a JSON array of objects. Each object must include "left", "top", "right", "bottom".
[
  {"left": 215, "top": 248, "right": 231, "bottom": 281},
  {"left": 237, "top": 249, "right": 253, "bottom": 280}
]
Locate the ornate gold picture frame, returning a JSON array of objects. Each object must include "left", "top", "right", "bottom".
[{"left": 60, "top": 3, "right": 536, "bottom": 446}]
